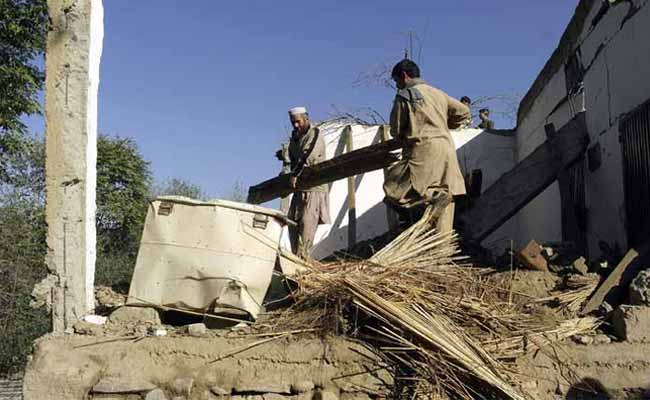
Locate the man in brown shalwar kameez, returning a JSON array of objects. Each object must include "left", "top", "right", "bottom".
[
  {"left": 383, "top": 59, "right": 470, "bottom": 234},
  {"left": 286, "top": 107, "right": 331, "bottom": 258}
]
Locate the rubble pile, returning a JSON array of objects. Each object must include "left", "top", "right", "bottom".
[
  {"left": 611, "top": 267, "right": 650, "bottom": 343},
  {"left": 629, "top": 269, "right": 650, "bottom": 306},
  {"left": 30, "top": 207, "right": 650, "bottom": 399},
  {"left": 253, "top": 207, "right": 600, "bottom": 399}
]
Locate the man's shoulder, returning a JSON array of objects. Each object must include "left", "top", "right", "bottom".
[
  {"left": 396, "top": 85, "right": 426, "bottom": 104},
  {"left": 397, "top": 82, "right": 444, "bottom": 101},
  {"left": 419, "top": 83, "right": 446, "bottom": 98}
]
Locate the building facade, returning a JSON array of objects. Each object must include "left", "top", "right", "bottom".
[{"left": 514, "top": 0, "right": 650, "bottom": 259}]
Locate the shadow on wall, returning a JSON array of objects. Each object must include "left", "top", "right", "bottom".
[{"left": 313, "top": 201, "right": 389, "bottom": 259}]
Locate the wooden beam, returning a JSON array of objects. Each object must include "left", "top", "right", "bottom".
[
  {"left": 247, "top": 138, "right": 413, "bottom": 204},
  {"left": 345, "top": 126, "right": 357, "bottom": 248},
  {"left": 457, "top": 112, "right": 589, "bottom": 242},
  {"left": 581, "top": 240, "right": 650, "bottom": 315}
]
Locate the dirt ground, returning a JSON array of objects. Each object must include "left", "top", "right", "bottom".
[{"left": 516, "top": 340, "right": 650, "bottom": 399}]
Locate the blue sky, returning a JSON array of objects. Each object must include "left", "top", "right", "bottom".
[{"left": 25, "top": 1, "right": 578, "bottom": 201}]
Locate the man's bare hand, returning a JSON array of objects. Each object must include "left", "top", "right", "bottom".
[{"left": 290, "top": 176, "right": 298, "bottom": 189}]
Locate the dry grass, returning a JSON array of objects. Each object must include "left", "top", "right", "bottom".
[
  {"left": 532, "top": 273, "right": 599, "bottom": 313},
  {"left": 255, "top": 206, "right": 599, "bottom": 399}
]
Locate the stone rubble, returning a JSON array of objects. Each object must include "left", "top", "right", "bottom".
[
  {"left": 73, "top": 320, "right": 104, "bottom": 336},
  {"left": 572, "top": 334, "right": 594, "bottom": 345},
  {"left": 96, "top": 286, "right": 127, "bottom": 309},
  {"left": 291, "top": 381, "right": 315, "bottom": 394},
  {"left": 170, "top": 378, "right": 194, "bottom": 397},
  {"left": 233, "top": 381, "right": 292, "bottom": 395},
  {"left": 572, "top": 256, "right": 589, "bottom": 275},
  {"left": 91, "top": 377, "right": 157, "bottom": 394},
  {"left": 108, "top": 306, "right": 161, "bottom": 326},
  {"left": 186, "top": 323, "right": 207, "bottom": 337},
  {"left": 145, "top": 388, "right": 168, "bottom": 400},
  {"left": 210, "top": 385, "right": 230, "bottom": 396},
  {"left": 629, "top": 269, "right": 650, "bottom": 306},
  {"left": 516, "top": 240, "right": 549, "bottom": 271},
  {"left": 315, "top": 390, "right": 339, "bottom": 400},
  {"left": 593, "top": 333, "right": 613, "bottom": 345}
]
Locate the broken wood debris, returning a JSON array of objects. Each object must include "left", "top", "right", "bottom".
[{"left": 581, "top": 241, "right": 650, "bottom": 315}]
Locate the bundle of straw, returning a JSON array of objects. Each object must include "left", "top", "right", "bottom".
[{"left": 260, "top": 206, "right": 599, "bottom": 399}]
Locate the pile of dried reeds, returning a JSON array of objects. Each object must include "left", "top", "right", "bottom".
[{"left": 260, "top": 206, "right": 599, "bottom": 399}]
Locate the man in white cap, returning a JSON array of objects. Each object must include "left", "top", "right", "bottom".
[{"left": 285, "top": 107, "right": 331, "bottom": 258}]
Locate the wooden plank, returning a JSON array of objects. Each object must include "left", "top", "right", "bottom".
[
  {"left": 345, "top": 126, "right": 357, "bottom": 248},
  {"left": 457, "top": 112, "right": 589, "bottom": 242},
  {"left": 581, "top": 249, "right": 638, "bottom": 314},
  {"left": 247, "top": 137, "right": 414, "bottom": 204},
  {"left": 581, "top": 240, "right": 650, "bottom": 315}
]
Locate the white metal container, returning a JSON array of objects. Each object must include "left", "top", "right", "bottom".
[{"left": 127, "top": 196, "right": 290, "bottom": 320}]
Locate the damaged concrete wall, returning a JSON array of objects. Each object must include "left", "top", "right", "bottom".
[
  {"left": 456, "top": 129, "right": 517, "bottom": 254},
  {"left": 23, "top": 335, "right": 390, "bottom": 400},
  {"left": 515, "top": 0, "right": 650, "bottom": 258},
  {"left": 41, "top": 0, "right": 104, "bottom": 333},
  {"left": 298, "top": 123, "right": 391, "bottom": 260}
]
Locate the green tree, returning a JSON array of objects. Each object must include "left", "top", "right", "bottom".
[
  {"left": 152, "top": 177, "right": 206, "bottom": 200},
  {"left": 95, "top": 135, "right": 152, "bottom": 288},
  {"left": 0, "top": 134, "right": 48, "bottom": 375},
  {"left": 0, "top": 0, "right": 48, "bottom": 184},
  {"left": 0, "top": 0, "right": 48, "bottom": 134},
  {"left": 0, "top": 133, "right": 154, "bottom": 375},
  {"left": 227, "top": 179, "right": 246, "bottom": 202}
]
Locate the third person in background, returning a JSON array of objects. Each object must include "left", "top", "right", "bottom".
[{"left": 478, "top": 108, "right": 495, "bottom": 129}]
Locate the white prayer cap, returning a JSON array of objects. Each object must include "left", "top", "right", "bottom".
[{"left": 288, "top": 106, "right": 308, "bottom": 116}]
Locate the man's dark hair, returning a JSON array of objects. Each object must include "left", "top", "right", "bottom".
[
  {"left": 460, "top": 96, "right": 471, "bottom": 104},
  {"left": 479, "top": 108, "right": 490, "bottom": 114},
  {"left": 391, "top": 59, "right": 420, "bottom": 79}
]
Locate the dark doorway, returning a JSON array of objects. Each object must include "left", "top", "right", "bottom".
[{"left": 620, "top": 99, "right": 650, "bottom": 247}]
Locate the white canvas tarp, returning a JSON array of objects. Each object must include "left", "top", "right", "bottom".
[{"left": 127, "top": 196, "right": 290, "bottom": 320}]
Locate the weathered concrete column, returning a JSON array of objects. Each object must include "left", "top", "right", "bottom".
[{"left": 42, "top": 0, "right": 104, "bottom": 333}]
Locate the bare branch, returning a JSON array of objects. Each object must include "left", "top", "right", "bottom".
[
  {"left": 326, "top": 105, "right": 387, "bottom": 126},
  {"left": 353, "top": 60, "right": 396, "bottom": 90}
]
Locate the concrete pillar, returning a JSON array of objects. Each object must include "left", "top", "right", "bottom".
[{"left": 42, "top": 0, "right": 104, "bottom": 333}]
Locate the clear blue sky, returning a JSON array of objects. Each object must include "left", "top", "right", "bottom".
[{"left": 25, "top": 1, "right": 578, "bottom": 201}]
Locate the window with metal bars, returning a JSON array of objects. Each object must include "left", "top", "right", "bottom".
[{"left": 620, "top": 99, "right": 650, "bottom": 247}]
